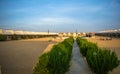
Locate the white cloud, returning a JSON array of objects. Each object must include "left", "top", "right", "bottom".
[
  {"left": 22, "top": 17, "right": 80, "bottom": 25},
  {"left": 41, "top": 17, "right": 78, "bottom": 24}
]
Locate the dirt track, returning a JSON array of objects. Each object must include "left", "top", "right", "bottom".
[
  {"left": 87, "top": 36, "right": 120, "bottom": 74},
  {"left": 0, "top": 38, "right": 57, "bottom": 74}
]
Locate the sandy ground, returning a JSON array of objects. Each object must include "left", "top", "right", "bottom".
[
  {"left": 0, "top": 66, "right": 1, "bottom": 74},
  {"left": 43, "top": 44, "right": 55, "bottom": 53},
  {"left": 20, "top": 37, "right": 63, "bottom": 42},
  {"left": 0, "top": 38, "right": 58, "bottom": 74},
  {"left": 87, "top": 36, "right": 120, "bottom": 74}
]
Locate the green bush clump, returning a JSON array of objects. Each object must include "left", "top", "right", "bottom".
[
  {"left": 86, "top": 48, "right": 120, "bottom": 74},
  {"left": 34, "top": 53, "right": 50, "bottom": 74},
  {"left": 76, "top": 37, "right": 98, "bottom": 57},
  {"left": 76, "top": 37, "right": 120, "bottom": 74},
  {"left": 48, "top": 44, "right": 70, "bottom": 74},
  {"left": 34, "top": 37, "right": 74, "bottom": 74},
  {"left": 0, "top": 35, "right": 6, "bottom": 41}
]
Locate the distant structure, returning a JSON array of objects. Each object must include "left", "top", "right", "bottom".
[
  {"left": 95, "top": 29, "right": 120, "bottom": 38},
  {"left": 0, "top": 29, "right": 58, "bottom": 41},
  {"left": 86, "top": 32, "right": 95, "bottom": 37},
  {"left": 58, "top": 32, "right": 86, "bottom": 37},
  {"left": 48, "top": 29, "right": 49, "bottom": 35}
]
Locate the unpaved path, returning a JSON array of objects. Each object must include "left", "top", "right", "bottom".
[
  {"left": 0, "top": 39, "right": 56, "bottom": 74},
  {"left": 66, "top": 39, "right": 91, "bottom": 74}
]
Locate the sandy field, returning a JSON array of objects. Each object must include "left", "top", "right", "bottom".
[
  {"left": 0, "top": 38, "right": 59, "bottom": 74},
  {"left": 87, "top": 36, "right": 120, "bottom": 74}
]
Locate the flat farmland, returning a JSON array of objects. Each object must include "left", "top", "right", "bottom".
[
  {"left": 87, "top": 36, "right": 120, "bottom": 74},
  {"left": 0, "top": 38, "right": 57, "bottom": 74}
]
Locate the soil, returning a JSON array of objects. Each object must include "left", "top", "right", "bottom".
[{"left": 0, "top": 38, "right": 57, "bottom": 74}]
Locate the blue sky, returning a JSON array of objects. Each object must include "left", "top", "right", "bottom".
[{"left": 0, "top": 0, "right": 120, "bottom": 32}]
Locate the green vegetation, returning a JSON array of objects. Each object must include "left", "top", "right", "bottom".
[
  {"left": 11, "top": 35, "right": 19, "bottom": 40},
  {"left": 34, "top": 37, "right": 74, "bottom": 74},
  {"left": 76, "top": 37, "right": 98, "bottom": 57},
  {"left": 34, "top": 53, "right": 50, "bottom": 74},
  {"left": 76, "top": 37, "right": 120, "bottom": 74},
  {"left": 0, "top": 35, "right": 57, "bottom": 41},
  {"left": 0, "top": 35, "right": 6, "bottom": 41},
  {"left": 87, "top": 48, "right": 120, "bottom": 74}
]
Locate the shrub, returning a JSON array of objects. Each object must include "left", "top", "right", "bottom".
[
  {"left": 76, "top": 37, "right": 98, "bottom": 57},
  {"left": 34, "top": 37, "right": 74, "bottom": 74},
  {"left": 33, "top": 53, "right": 50, "bottom": 74},
  {"left": 0, "top": 35, "right": 6, "bottom": 41},
  {"left": 76, "top": 37, "right": 120, "bottom": 74},
  {"left": 86, "top": 48, "right": 120, "bottom": 74},
  {"left": 48, "top": 44, "right": 70, "bottom": 74}
]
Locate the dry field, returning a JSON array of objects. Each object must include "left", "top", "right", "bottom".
[
  {"left": 87, "top": 36, "right": 120, "bottom": 74},
  {"left": 0, "top": 37, "right": 60, "bottom": 74}
]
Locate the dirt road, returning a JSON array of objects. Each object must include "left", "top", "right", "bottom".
[{"left": 0, "top": 38, "right": 56, "bottom": 74}]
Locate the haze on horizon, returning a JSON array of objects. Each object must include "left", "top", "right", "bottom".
[{"left": 0, "top": 0, "right": 120, "bottom": 32}]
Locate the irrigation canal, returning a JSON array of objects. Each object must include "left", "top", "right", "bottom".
[
  {"left": 66, "top": 39, "right": 91, "bottom": 74},
  {"left": 0, "top": 38, "right": 91, "bottom": 74}
]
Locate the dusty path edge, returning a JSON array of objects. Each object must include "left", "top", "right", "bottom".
[{"left": 32, "top": 43, "right": 55, "bottom": 72}]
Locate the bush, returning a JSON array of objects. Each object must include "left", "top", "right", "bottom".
[
  {"left": 76, "top": 37, "right": 98, "bottom": 57},
  {"left": 48, "top": 44, "right": 70, "bottom": 74},
  {"left": 76, "top": 37, "right": 120, "bottom": 74},
  {"left": 0, "top": 35, "right": 6, "bottom": 41},
  {"left": 86, "top": 48, "right": 120, "bottom": 74},
  {"left": 33, "top": 53, "right": 50, "bottom": 74},
  {"left": 34, "top": 37, "right": 74, "bottom": 74}
]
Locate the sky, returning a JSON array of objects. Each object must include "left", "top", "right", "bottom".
[{"left": 0, "top": 0, "right": 120, "bottom": 32}]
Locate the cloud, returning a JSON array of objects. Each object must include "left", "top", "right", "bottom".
[
  {"left": 16, "top": 17, "right": 80, "bottom": 25},
  {"left": 41, "top": 17, "right": 79, "bottom": 24}
]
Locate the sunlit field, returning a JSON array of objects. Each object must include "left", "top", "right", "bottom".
[{"left": 0, "top": 38, "right": 57, "bottom": 74}]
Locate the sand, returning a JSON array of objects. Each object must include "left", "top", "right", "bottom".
[
  {"left": 0, "top": 38, "right": 57, "bottom": 74},
  {"left": 87, "top": 36, "right": 120, "bottom": 74},
  {"left": 0, "top": 65, "right": 1, "bottom": 74}
]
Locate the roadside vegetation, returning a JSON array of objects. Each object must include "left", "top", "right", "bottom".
[
  {"left": 0, "top": 34, "right": 6, "bottom": 41},
  {"left": 76, "top": 37, "right": 120, "bottom": 74},
  {"left": 0, "top": 34, "right": 57, "bottom": 41},
  {"left": 34, "top": 37, "right": 74, "bottom": 74}
]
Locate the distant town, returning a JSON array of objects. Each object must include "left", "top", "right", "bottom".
[{"left": 0, "top": 29, "right": 120, "bottom": 41}]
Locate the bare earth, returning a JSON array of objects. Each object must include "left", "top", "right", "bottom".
[
  {"left": 0, "top": 38, "right": 58, "bottom": 74},
  {"left": 87, "top": 36, "right": 120, "bottom": 74}
]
